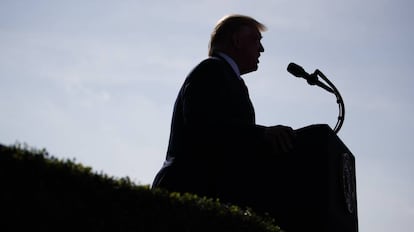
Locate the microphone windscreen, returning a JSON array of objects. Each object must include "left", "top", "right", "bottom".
[{"left": 287, "top": 62, "right": 307, "bottom": 78}]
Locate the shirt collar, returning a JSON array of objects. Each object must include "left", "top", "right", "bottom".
[{"left": 215, "top": 52, "right": 241, "bottom": 78}]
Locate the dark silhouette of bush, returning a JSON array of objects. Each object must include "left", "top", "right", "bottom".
[{"left": 0, "top": 143, "right": 282, "bottom": 232}]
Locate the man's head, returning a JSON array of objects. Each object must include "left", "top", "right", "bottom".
[{"left": 208, "top": 14, "right": 267, "bottom": 75}]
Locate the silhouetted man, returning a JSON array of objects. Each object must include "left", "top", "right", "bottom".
[{"left": 152, "top": 14, "right": 295, "bottom": 211}]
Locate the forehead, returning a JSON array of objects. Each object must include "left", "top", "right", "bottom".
[{"left": 238, "top": 25, "right": 262, "bottom": 39}]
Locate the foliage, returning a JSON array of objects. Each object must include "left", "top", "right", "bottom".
[{"left": 0, "top": 143, "right": 281, "bottom": 232}]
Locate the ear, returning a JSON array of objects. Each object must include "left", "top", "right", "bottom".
[{"left": 232, "top": 33, "right": 241, "bottom": 49}]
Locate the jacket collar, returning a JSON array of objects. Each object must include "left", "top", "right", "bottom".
[{"left": 211, "top": 52, "right": 241, "bottom": 79}]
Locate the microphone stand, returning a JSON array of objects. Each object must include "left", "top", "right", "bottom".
[{"left": 309, "top": 70, "right": 345, "bottom": 134}]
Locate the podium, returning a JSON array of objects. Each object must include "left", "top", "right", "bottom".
[{"left": 262, "top": 124, "right": 358, "bottom": 232}]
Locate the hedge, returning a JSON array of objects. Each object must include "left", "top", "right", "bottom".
[{"left": 0, "top": 143, "right": 282, "bottom": 232}]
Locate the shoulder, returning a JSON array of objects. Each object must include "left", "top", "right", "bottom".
[
  {"left": 186, "top": 57, "right": 234, "bottom": 83},
  {"left": 193, "top": 57, "right": 228, "bottom": 74},
  {"left": 178, "top": 57, "right": 230, "bottom": 98}
]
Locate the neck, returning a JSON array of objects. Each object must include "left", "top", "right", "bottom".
[{"left": 214, "top": 52, "right": 241, "bottom": 78}]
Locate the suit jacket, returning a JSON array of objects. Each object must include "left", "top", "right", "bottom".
[{"left": 152, "top": 54, "right": 271, "bottom": 205}]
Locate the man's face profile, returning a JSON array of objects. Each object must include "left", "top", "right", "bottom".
[{"left": 235, "top": 26, "right": 264, "bottom": 75}]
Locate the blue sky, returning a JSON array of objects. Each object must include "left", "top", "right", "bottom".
[{"left": 1, "top": 0, "right": 413, "bottom": 231}]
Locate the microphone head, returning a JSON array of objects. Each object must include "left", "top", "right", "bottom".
[{"left": 287, "top": 62, "right": 307, "bottom": 78}]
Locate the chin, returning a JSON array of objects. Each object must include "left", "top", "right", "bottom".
[
  {"left": 242, "top": 67, "right": 258, "bottom": 75},
  {"left": 252, "top": 64, "right": 259, "bottom": 71}
]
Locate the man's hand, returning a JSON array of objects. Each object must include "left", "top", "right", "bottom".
[{"left": 263, "top": 125, "right": 296, "bottom": 154}]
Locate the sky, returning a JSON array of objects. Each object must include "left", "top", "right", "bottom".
[{"left": 1, "top": 0, "right": 413, "bottom": 231}]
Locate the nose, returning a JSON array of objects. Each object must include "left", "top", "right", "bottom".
[{"left": 259, "top": 42, "right": 264, "bottom": 52}]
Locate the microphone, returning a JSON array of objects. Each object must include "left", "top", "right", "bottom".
[
  {"left": 287, "top": 62, "right": 318, "bottom": 83},
  {"left": 287, "top": 62, "right": 345, "bottom": 133},
  {"left": 287, "top": 62, "right": 334, "bottom": 93}
]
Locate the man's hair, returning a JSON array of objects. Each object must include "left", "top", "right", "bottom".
[{"left": 208, "top": 14, "right": 267, "bottom": 56}]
